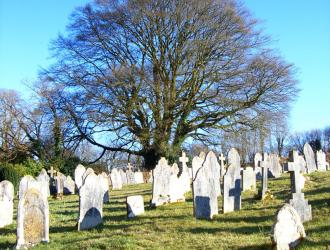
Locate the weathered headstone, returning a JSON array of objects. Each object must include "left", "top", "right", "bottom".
[
  {"left": 126, "top": 163, "right": 136, "bottom": 185},
  {"left": 268, "top": 154, "right": 282, "bottom": 178},
  {"left": 271, "top": 204, "right": 306, "bottom": 250},
  {"left": 286, "top": 160, "right": 312, "bottom": 222},
  {"left": 192, "top": 151, "right": 218, "bottom": 219},
  {"left": 288, "top": 150, "right": 307, "bottom": 173},
  {"left": 36, "top": 169, "right": 50, "bottom": 197},
  {"left": 0, "top": 180, "right": 14, "bottom": 228},
  {"left": 100, "top": 172, "right": 110, "bottom": 203},
  {"left": 78, "top": 173, "right": 104, "bottom": 231},
  {"left": 254, "top": 152, "right": 262, "bottom": 179},
  {"left": 74, "top": 164, "right": 86, "bottom": 191},
  {"left": 134, "top": 172, "right": 144, "bottom": 184},
  {"left": 16, "top": 185, "right": 49, "bottom": 249},
  {"left": 303, "top": 143, "right": 317, "bottom": 173},
  {"left": 63, "top": 176, "right": 75, "bottom": 195},
  {"left": 19, "top": 176, "right": 48, "bottom": 201},
  {"left": 242, "top": 166, "right": 256, "bottom": 191},
  {"left": 151, "top": 157, "right": 172, "bottom": 206},
  {"left": 126, "top": 195, "right": 144, "bottom": 218},
  {"left": 110, "top": 168, "right": 122, "bottom": 190},
  {"left": 316, "top": 150, "right": 329, "bottom": 172},
  {"left": 223, "top": 148, "right": 241, "bottom": 213},
  {"left": 55, "top": 172, "right": 65, "bottom": 196},
  {"left": 168, "top": 163, "right": 186, "bottom": 203},
  {"left": 119, "top": 169, "right": 128, "bottom": 185}
]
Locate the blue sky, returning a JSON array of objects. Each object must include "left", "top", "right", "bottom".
[{"left": 0, "top": 0, "right": 329, "bottom": 132}]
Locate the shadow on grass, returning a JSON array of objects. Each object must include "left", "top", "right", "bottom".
[
  {"left": 0, "top": 227, "right": 16, "bottom": 236},
  {"left": 0, "top": 241, "right": 14, "bottom": 249},
  {"left": 188, "top": 224, "right": 271, "bottom": 235},
  {"left": 50, "top": 224, "right": 77, "bottom": 234}
]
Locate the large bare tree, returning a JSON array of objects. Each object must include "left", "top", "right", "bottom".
[{"left": 45, "top": 0, "right": 298, "bottom": 169}]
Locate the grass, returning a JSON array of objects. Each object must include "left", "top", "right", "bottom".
[{"left": 1, "top": 171, "right": 330, "bottom": 249}]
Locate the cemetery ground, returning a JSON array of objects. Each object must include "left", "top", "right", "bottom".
[{"left": 1, "top": 172, "right": 329, "bottom": 249}]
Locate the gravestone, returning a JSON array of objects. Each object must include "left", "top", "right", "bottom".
[
  {"left": 74, "top": 164, "right": 86, "bottom": 191},
  {"left": 126, "top": 195, "right": 144, "bottom": 218},
  {"left": 271, "top": 204, "right": 305, "bottom": 250},
  {"left": 110, "top": 168, "right": 122, "bottom": 190},
  {"left": 209, "top": 151, "right": 221, "bottom": 197},
  {"left": 100, "top": 172, "right": 110, "bottom": 203},
  {"left": 260, "top": 153, "right": 269, "bottom": 200},
  {"left": 0, "top": 180, "right": 14, "bottom": 228},
  {"left": 254, "top": 152, "right": 262, "bottom": 179},
  {"left": 134, "top": 172, "right": 144, "bottom": 184},
  {"left": 82, "top": 168, "right": 94, "bottom": 183},
  {"left": 19, "top": 176, "right": 48, "bottom": 201},
  {"left": 179, "top": 151, "right": 191, "bottom": 193},
  {"left": 151, "top": 157, "right": 172, "bottom": 206},
  {"left": 168, "top": 163, "right": 186, "bottom": 203},
  {"left": 286, "top": 160, "right": 312, "bottom": 222},
  {"left": 316, "top": 150, "right": 329, "bottom": 172},
  {"left": 119, "top": 169, "right": 128, "bottom": 185},
  {"left": 219, "top": 153, "right": 226, "bottom": 178},
  {"left": 242, "top": 166, "right": 256, "bottom": 191},
  {"left": 126, "top": 163, "right": 136, "bottom": 185},
  {"left": 16, "top": 186, "right": 49, "bottom": 249},
  {"left": 223, "top": 148, "right": 241, "bottom": 213},
  {"left": 36, "top": 169, "right": 50, "bottom": 197},
  {"left": 55, "top": 172, "right": 65, "bottom": 197},
  {"left": 268, "top": 154, "right": 282, "bottom": 178},
  {"left": 78, "top": 173, "right": 104, "bottom": 231},
  {"left": 288, "top": 150, "right": 307, "bottom": 173},
  {"left": 63, "top": 176, "right": 75, "bottom": 195},
  {"left": 47, "top": 166, "right": 56, "bottom": 178},
  {"left": 192, "top": 151, "right": 218, "bottom": 219},
  {"left": 303, "top": 143, "right": 317, "bottom": 173}
]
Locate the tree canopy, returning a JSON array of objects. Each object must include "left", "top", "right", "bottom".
[{"left": 44, "top": 0, "right": 298, "bottom": 169}]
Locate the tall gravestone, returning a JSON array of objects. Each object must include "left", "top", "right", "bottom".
[
  {"left": 110, "top": 168, "right": 123, "bottom": 190},
  {"left": 151, "top": 157, "right": 172, "bottom": 206},
  {"left": 286, "top": 156, "right": 312, "bottom": 223},
  {"left": 126, "top": 163, "right": 136, "bottom": 185},
  {"left": 303, "top": 143, "right": 317, "bottom": 173},
  {"left": 242, "top": 166, "right": 256, "bottom": 191},
  {"left": 223, "top": 148, "right": 241, "bottom": 213},
  {"left": 36, "top": 169, "right": 50, "bottom": 197},
  {"left": 78, "top": 172, "right": 104, "bottom": 230},
  {"left": 63, "top": 176, "right": 75, "bottom": 195},
  {"left": 19, "top": 176, "right": 48, "bottom": 201},
  {"left": 16, "top": 185, "right": 49, "bottom": 249},
  {"left": 316, "top": 150, "right": 329, "bottom": 172},
  {"left": 192, "top": 151, "right": 218, "bottom": 219},
  {"left": 119, "top": 169, "right": 128, "bottom": 185},
  {"left": 74, "top": 164, "right": 86, "bottom": 191},
  {"left": 179, "top": 151, "right": 191, "bottom": 193},
  {"left": 0, "top": 180, "right": 14, "bottom": 228},
  {"left": 100, "top": 172, "right": 110, "bottom": 203},
  {"left": 268, "top": 154, "right": 282, "bottom": 178},
  {"left": 254, "top": 152, "right": 262, "bottom": 179}
]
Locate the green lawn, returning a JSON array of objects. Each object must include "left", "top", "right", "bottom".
[{"left": 1, "top": 171, "right": 329, "bottom": 249}]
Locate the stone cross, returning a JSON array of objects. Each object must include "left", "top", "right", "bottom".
[
  {"left": 287, "top": 162, "right": 301, "bottom": 194},
  {"left": 179, "top": 151, "right": 189, "bottom": 167},
  {"left": 47, "top": 167, "right": 56, "bottom": 178}
]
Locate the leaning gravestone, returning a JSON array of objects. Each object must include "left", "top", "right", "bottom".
[
  {"left": 63, "top": 176, "right": 75, "bottom": 195},
  {"left": 271, "top": 204, "right": 306, "bottom": 250},
  {"left": 316, "top": 150, "right": 328, "bottom": 172},
  {"left": 36, "top": 169, "right": 50, "bottom": 197},
  {"left": 303, "top": 143, "right": 317, "bottom": 173},
  {"left": 242, "top": 166, "right": 256, "bottom": 191},
  {"left": 100, "top": 172, "right": 110, "bottom": 203},
  {"left": 268, "top": 154, "right": 282, "bottom": 178},
  {"left": 110, "top": 168, "right": 123, "bottom": 190},
  {"left": 151, "top": 157, "right": 172, "bottom": 206},
  {"left": 74, "top": 164, "right": 86, "bottom": 191},
  {"left": 16, "top": 185, "right": 49, "bottom": 249},
  {"left": 0, "top": 180, "right": 14, "bottom": 228},
  {"left": 126, "top": 195, "right": 144, "bottom": 218},
  {"left": 78, "top": 173, "right": 104, "bottom": 231},
  {"left": 223, "top": 148, "right": 241, "bottom": 213},
  {"left": 192, "top": 151, "right": 218, "bottom": 219}
]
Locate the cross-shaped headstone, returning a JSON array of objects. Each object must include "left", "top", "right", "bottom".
[
  {"left": 219, "top": 153, "right": 226, "bottom": 176},
  {"left": 179, "top": 151, "right": 189, "bottom": 167},
  {"left": 127, "top": 163, "right": 133, "bottom": 171},
  {"left": 48, "top": 166, "right": 57, "bottom": 178},
  {"left": 287, "top": 161, "right": 302, "bottom": 194}
]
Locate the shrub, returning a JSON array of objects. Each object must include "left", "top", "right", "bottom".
[
  {"left": 0, "top": 163, "right": 27, "bottom": 192},
  {"left": 23, "top": 158, "right": 43, "bottom": 177}
]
